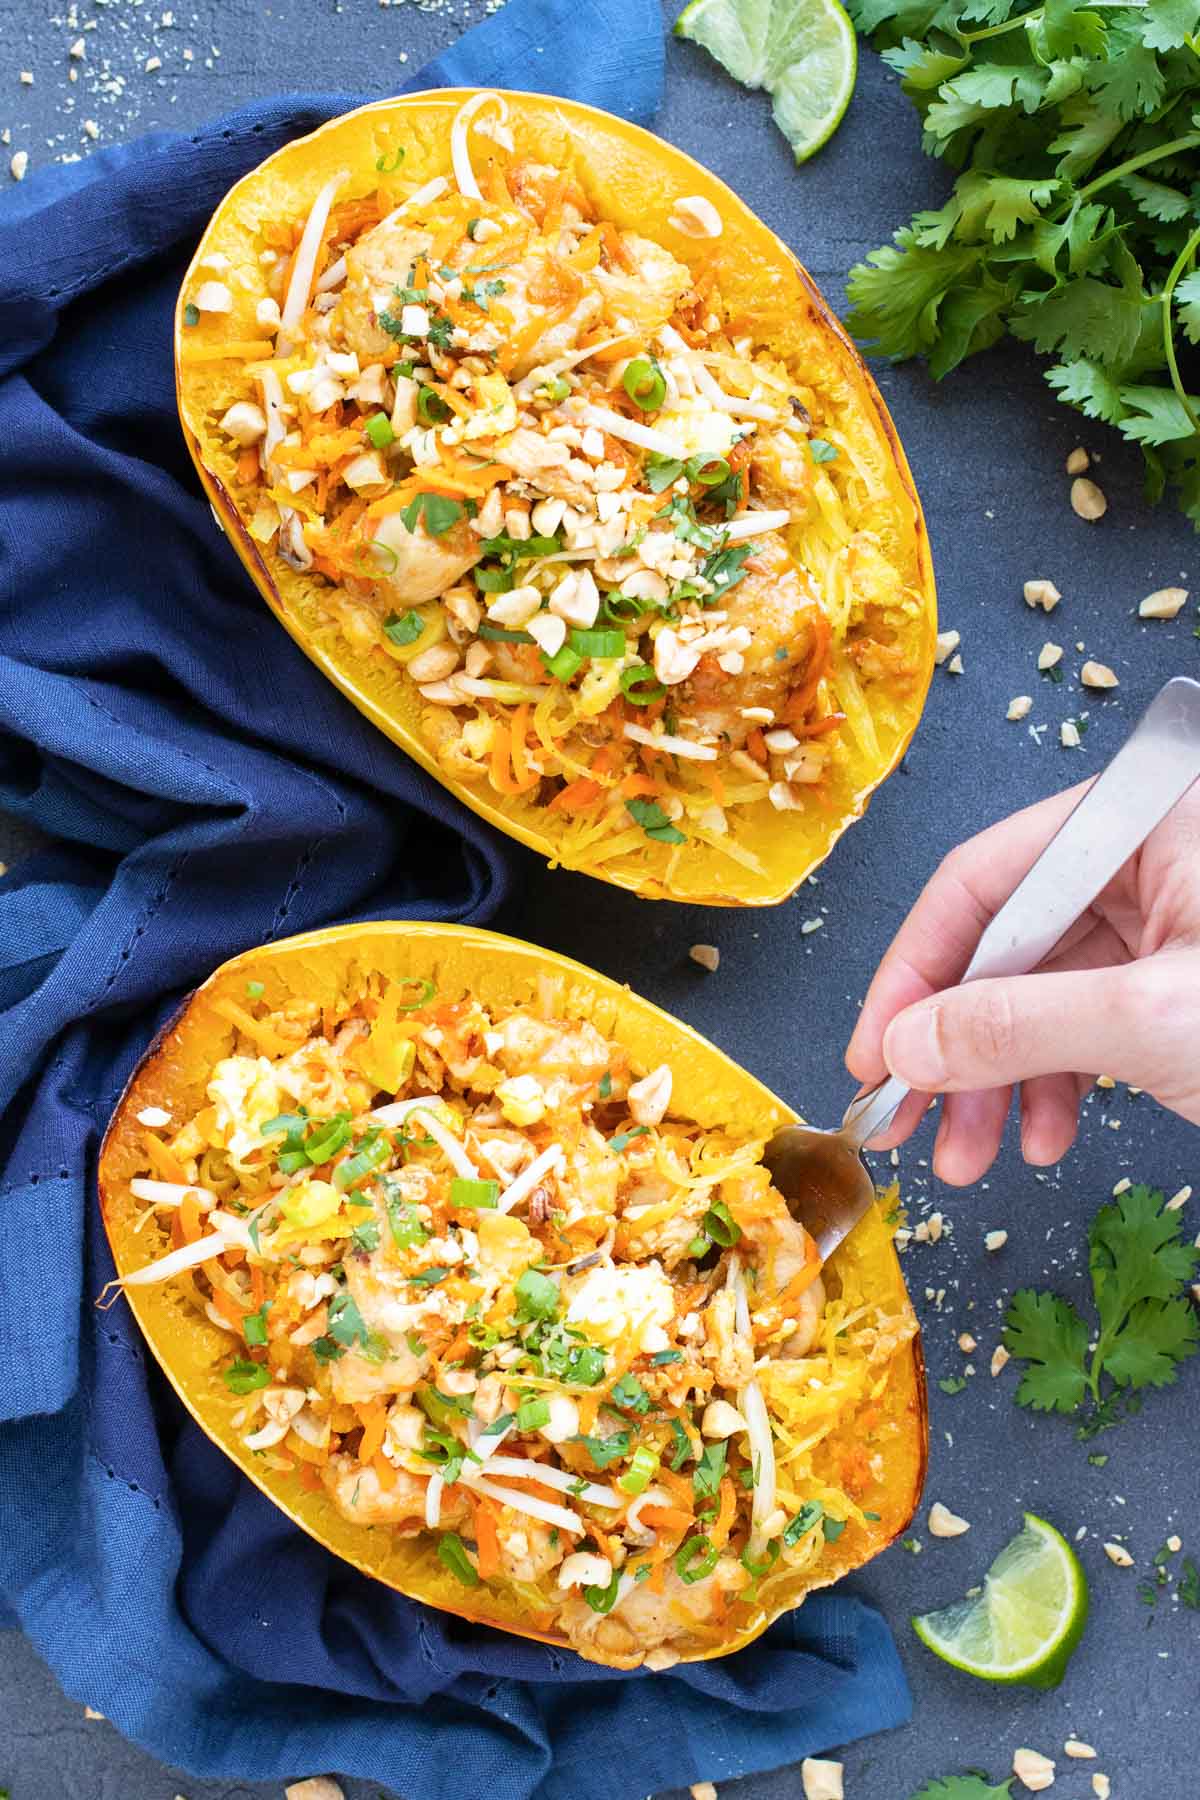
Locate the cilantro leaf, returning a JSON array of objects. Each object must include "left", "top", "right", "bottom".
[
  {"left": 1003, "top": 1289, "right": 1090, "bottom": 1413},
  {"left": 626, "top": 796, "right": 686, "bottom": 846},
  {"left": 1102, "top": 1295, "right": 1200, "bottom": 1388},
  {"left": 399, "top": 492, "right": 465, "bottom": 537},
  {"left": 1089, "top": 1185, "right": 1200, "bottom": 1322},
  {"left": 1174, "top": 271, "right": 1200, "bottom": 346}
]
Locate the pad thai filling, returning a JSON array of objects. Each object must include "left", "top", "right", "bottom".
[
  {"left": 116, "top": 969, "right": 912, "bottom": 1665},
  {"left": 189, "top": 93, "right": 920, "bottom": 868}
]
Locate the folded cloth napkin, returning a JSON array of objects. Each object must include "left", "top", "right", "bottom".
[{"left": 0, "top": 0, "right": 912, "bottom": 1790}]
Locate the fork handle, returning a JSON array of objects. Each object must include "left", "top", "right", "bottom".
[{"left": 841, "top": 675, "right": 1200, "bottom": 1147}]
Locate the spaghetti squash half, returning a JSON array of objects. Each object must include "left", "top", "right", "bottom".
[
  {"left": 99, "top": 923, "right": 926, "bottom": 1667},
  {"left": 176, "top": 92, "right": 936, "bottom": 906}
]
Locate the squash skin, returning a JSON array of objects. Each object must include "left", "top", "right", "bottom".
[
  {"left": 176, "top": 92, "right": 937, "bottom": 907},
  {"left": 98, "top": 921, "right": 927, "bottom": 1665}
]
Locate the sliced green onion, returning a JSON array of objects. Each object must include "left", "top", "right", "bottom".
[
  {"left": 740, "top": 1539, "right": 782, "bottom": 1578},
  {"left": 608, "top": 1125, "right": 649, "bottom": 1153},
  {"left": 539, "top": 375, "right": 571, "bottom": 402},
  {"left": 478, "top": 623, "right": 534, "bottom": 643},
  {"left": 384, "top": 610, "right": 426, "bottom": 647},
  {"left": 617, "top": 1443, "right": 660, "bottom": 1496},
  {"left": 384, "top": 1183, "right": 428, "bottom": 1247},
  {"left": 364, "top": 412, "right": 395, "bottom": 450},
  {"left": 450, "top": 1177, "right": 499, "bottom": 1210},
  {"left": 183, "top": 303, "right": 200, "bottom": 328},
  {"left": 690, "top": 454, "right": 731, "bottom": 488},
  {"left": 334, "top": 1132, "right": 391, "bottom": 1190},
  {"left": 303, "top": 1113, "right": 353, "bottom": 1165},
  {"left": 599, "top": 591, "right": 651, "bottom": 625},
  {"left": 417, "top": 386, "right": 450, "bottom": 425},
  {"left": 542, "top": 644, "right": 583, "bottom": 683},
  {"left": 619, "top": 663, "right": 665, "bottom": 706},
  {"left": 516, "top": 1396, "right": 551, "bottom": 1431},
  {"left": 243, "top": 1302, "right": 270, "bottom": 1347},
  {"left": 582, "top": 1565, "right": 621, "bottom": 1613},
  {"left": 675, "top": 1533, "right": 719, "bottom": 1584},
  {"left": 622, "top": 357, "right": 666, "bottom": 411},
  {"left": 375, "top": 146, "right": 406, "bottom": 173},
  {"left": 437, "top": 1531, "right": 481, "bottom": 1587},
  {"left": 395, "top": 976, "right": 437, "bottom": 1011},
  {"left": 651, "top": 1349, "right": 682, "bottom": 1366},
  {"left": 809, "top": 438, "right": 838, "bottom": 464},
  {"left": 474, "top": 563, "right": 514, "bottom": 593},
  {"left": 245, "top": 979, "right": 265, "bottom": 999},
  {"left": 701, "top": 1200, "right": 741, "bottom": 1247},
  {"left": 567, "top": 627, "right": 625, "bottom": 659},
  {"left": 822, "top": 1514, "right": 848, "bottom": 1542}
]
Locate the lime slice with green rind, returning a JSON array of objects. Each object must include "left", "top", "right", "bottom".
[
  {"left": 913, "top": 1512, "right": 1089, "bottom": 1688},
  {"left": 675, "top": 0, "right": 858, "bottom": 163}
]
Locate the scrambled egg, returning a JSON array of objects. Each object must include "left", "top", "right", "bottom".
[{"left": 566, "top": 1259, "right": 674, "bottom": 1354}]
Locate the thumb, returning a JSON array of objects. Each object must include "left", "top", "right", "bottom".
[{"left": 881, "top": 963, "right": 1174, "bottom": 1094}]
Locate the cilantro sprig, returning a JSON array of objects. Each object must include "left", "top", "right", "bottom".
[
  {"left": 1002, "top": 1184, "right": 1199, "bottom": 1432},
  {"left": 907, "top": 1778, "right": 1012, "bottom": 1800},
  {"left": 844, "top": 0, "right": 1200, "bottom": 524}
]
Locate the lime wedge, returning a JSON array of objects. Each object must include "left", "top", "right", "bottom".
[
  {"left": 674, "top": 0, "right": 858, "bottom": 163},
  {"left": 913, "top": 1513, "right": 1089, "bottom": 1688}
]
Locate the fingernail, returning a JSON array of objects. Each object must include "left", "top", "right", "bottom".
[{"left": 883, "top": 1003, "right": 948, "bottom": 1088}]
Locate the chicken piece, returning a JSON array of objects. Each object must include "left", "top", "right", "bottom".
[
  {"left": 323, "top": 1455, "right": 469, "bottom": 1529},
  {"left": 507, "top": 160, "right": 590, "bottom": 229},
  {"left": 678, "top": 535, "right": 819, "bottom": 746},
  {"left": 361, "top": 507, "right": 483, "bottom": 606},
  {"left": 488, "top": 638, "right": 545, "bottom": 685},
  {"left": 495, "top": 1512, "right": 566, "bottom": 1583},
  {"left": 336, "top": 217, "right": 435, "bottom": 362},
  {"left": 558, "top": 1126, "right": 622, "bottom": 1219},
  {"left": 593, "top": 233, "right": 692, "bottom": 337},
  {"left": 750, "top": 428, "right": 813, "bottom": 516},
  {"left": 699, "top": 1288, "right": 753, "bottom": 1390},
  {"left": 328, "top": 1344, "right": 427, "bottom": 1406},
  {"left": 560, "top": 1557, "right": 745, "bottom": 1667},
  {"left": 616, "top": 1173, "right": 712, "bottom": 1270},
  {"left": 733, "top": 1181, "right": 826, "bottom": 1358},
  {"left": 494, "top": 1014, "right": 615, "bottom": 1086}
]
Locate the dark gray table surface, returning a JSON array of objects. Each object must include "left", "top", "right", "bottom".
[{"left": 2, "top": 2, "right": 1198, "bottom": 1796}]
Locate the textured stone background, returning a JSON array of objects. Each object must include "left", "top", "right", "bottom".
[{"left": 2, "top": 1, "right": 1199, "bottom": 1796}]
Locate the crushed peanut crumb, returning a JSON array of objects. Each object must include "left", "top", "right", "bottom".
[
  {"left": 285, "top": 1780, "right": 345, "bottom": 1800},
  {"left": 1103, "top": 1541, "right": 1134, "bottom": 1567},
  {"left": 935, "top": 629, "right": 961, "bottom": 665},
  {"left": 1007, "top": 695, "right": 1033, "bottom": 721},
  {"left": 1013, "top": 1747, "right": 1057, "bottom": 1792},
  {"left": 1092, "top": 1776, "right": 1110, "bottom": 1800},
  {"left": 1112, "top": 1176, "right": 1131, "bottom": 1194},
  {"left": 1065, "top": 1741, "right": 1097, "bottom": 1760},
  {"left": 928, "top": 1501, "right": 970, "bottom": 1537},
  {"left": 947, "top": 651, "right": 964, "bottom": 674},
  {"left": 1037, "top": 642, "right": 1063, "bottom": 671},
  {"left": 991, "top": 1344, "right": 1010, "bottom": 1377},
  {"left": 689, "top": 944, "right": 720, "bottom": 973},
  {"left": 801, "top": 918, "right": 824, "bottom": 936},
  {"left": 1166, "top": 1186, "right": 1191, "bottom": 1211},
  {"left": 1138, "top": 585, "right": 1188, "bottom": 619},
  {"left": 985, "top": 1229, "right": 1008, "bottom": 1252},
  {"left": 1080, "top": 660, "right": 1118, "bottom": 690},
  {"left": 690, "top": 1784, "right": 718, "bottom": 1800},
  {"left": 1065, "top": 448, "right": 1089, "bottom": 475},
  {"left": 1167, "top": 1534, "right": 1182, "bottom": 1553},
  {"left": 10, "top": 149, "right": 28, "bottom": 181},
  {"left": 1071, "top": 477, "right": 1107, "bottom": 520},
  {"left": 1024, "top": 579, "right": 1062, "bottom": 611},
  {"left": 957, "top": 1332, "right": 977, "bottom": 1353},
  {"left": 801, "top": 1758, "right": 844, "bottom": 1800},
  {"left": 1061, "top": 721, "right": 1081, "bottom": 749}
]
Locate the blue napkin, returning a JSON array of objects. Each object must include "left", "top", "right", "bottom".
[{"left": 0, "top": 0, "right": 912, "bottom": 1789}]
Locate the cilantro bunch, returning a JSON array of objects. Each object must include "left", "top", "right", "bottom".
[
  {"left": 1002, "top": 1184, "right": 1199, "bottom": 1430},
  {"left": 843, "top": 0, "right": 1200, "bottom": 522}
]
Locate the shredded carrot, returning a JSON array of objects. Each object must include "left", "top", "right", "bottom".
[
  {"left": 548, "top": 776, "right": 602, "bottom": 813},
  {"left": 508, "top": 704, "right": 541, "bottom": 791},
  {"left": 583, "top": 334, "right": 641, "bottom": 365},
  {"left": 710, "top": 1478, "right": 737, "bottom": 1549},
  {"left": 287, "top": 1432, "right": 329, "bottom": 1466},
  {"left": 745, "top": 727, "right": 768, "bottom": 766},
  {"left": 646, "top": 1560, "right": 667, "bottom": 1592},
  {"left": 489, "top": 724, "right": 524, "bottom": 796},
  {"left": 250, "top": 1264, "right": 266, "bottom": 1309},
  {"left": 179, "top": 1192, "right": 203, "bottom": 1245},
  {"left": 440, "top": 1327, "right": 471, "bottom": 1365},
  {"left": 601, "top": 221, "right": 635, "bottom": 273},
  {"left": 142, "top": 1132, "right": 189, "bottom": 1185},
  {"left": 782, "top": 607, "right": 833, "bottom": 726},
  {"left": 484, "top": 159, "right": 513, "bottom": 206},
  {"left": 473, "top": 1495, "right": 501, "bottom": 1581},
  {"left": 235, "top": 446, "right": 261, "bottom": 485},
  {"left": 298, "top": 1462, "right": 325, "bottom": 1493},
  {"left": 619, "top": 772, "right": 660, "bottom": 799},
  {"left": 372, "top": 1451, "right": 398, "bottom": 1490},
  {"left": 356, "top": 1401, "right": 389, "bottom": 1465},
  {"left": 209, "top": 1287, "right": 246, "bottom": 1334},
  {"left": 639, "top": 1503, "right": 693, "bottom": 1536},
  {"left": 796, "top": 710, "right": 846, "bottom": 738},
  {"left": 499, "top": 310, "right": 554, "bottom": 376}
]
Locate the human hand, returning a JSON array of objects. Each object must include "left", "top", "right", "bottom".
[{"left": 844, "top": 777, "right": 1200, "bottom": 1185}]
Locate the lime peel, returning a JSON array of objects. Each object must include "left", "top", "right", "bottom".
[
  {"left": 912, "top": 1511, "right": 1089, "bottom": 1688},
  {"left": 674, "top": 0, "right": 858, "bottom": 164}
]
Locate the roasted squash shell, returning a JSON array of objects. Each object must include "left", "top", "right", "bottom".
[
  {"left": 176, "top": 93, "right": 937, "bottom": 906},
  {"left": 99, "top": 922, "right": 927, "bottom": 1665}
]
